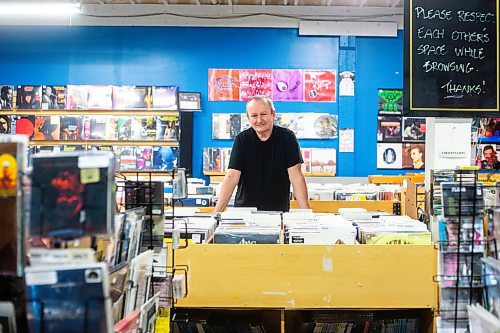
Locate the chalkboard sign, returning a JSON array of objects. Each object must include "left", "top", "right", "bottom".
[{"left": 404, "top": 0, "right": 499, "bottom": 116}]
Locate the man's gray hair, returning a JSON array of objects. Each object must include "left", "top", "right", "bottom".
[{"left": 247, "top": 95, "right": 276, "bottom": 114}]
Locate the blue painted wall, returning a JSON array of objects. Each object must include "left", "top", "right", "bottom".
[{"left": 0, "top": 26, "right": 405, "bottom": 178}]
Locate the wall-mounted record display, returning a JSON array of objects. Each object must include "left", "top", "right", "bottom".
[{"left": 404, "top": 0, "right": 499, "bottom": 116}]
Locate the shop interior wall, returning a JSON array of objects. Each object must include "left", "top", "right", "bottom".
[{"left": 0, "top": 26, "right": 405, "bottom": 179}]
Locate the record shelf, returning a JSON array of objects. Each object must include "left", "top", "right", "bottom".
[
  {"left": 290, "top": 199, "right": 401, "bottom": 214},
  {"left": 171, "top": 244, "right": 438, "bottom": 332}
]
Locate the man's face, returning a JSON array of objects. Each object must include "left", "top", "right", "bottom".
[
  {"left": 484, "top": 148, "right": 494, "bottom": 160},
  {"left": 246, "top": 99, "right": 275, "bottom": 136},
  {"left": 0, "top": 117, "right": 8, "bottom": 134}
]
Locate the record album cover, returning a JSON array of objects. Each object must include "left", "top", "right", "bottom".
[
  {"left": 87, "top": 85, "right": 113, "bottom": 109},
  {"left": 402, "top": 143, "right": 425, "bottom": 170},
  {"left": 30, "top": 152, "right": 114, "bottom": 239},
  {"left": 0, "top": 115, "right": 12, "bottom": 135},
  {"left": 60, "top": 116, "right": 83, "bottom": 140},
  {"left": 152, "top": 86, "right": 178, "bottom": 110},
  {"left": 66, "top": 85, "right": 89, "bottom": 110},
  {"left": 377, "top": 88, "right": 403, "bottom": 115},
  {"left": 304, "top": 69, "right": 336, "bottom": 102},
  {"left": 34, "top": 116, "right": 60, "bottom": 141},
  {"left": 377, "top": 143, "right": 402, "bottom": 169},
  {"left": 112, "top": 86, "right": 152, "bottom": 110},
  {"left": 135, "top": 146, "right": 153, "bottom": 170},
  {"left": 208, "top": 69, "right": 240, "bottom": 101},
  {"left": 13, "top": 116, "right": 35, "bottom": 139},
  {"left": 239, "top": 69, "right": 273, "bottom": 101},
  {"left": 0, "top": 85, "right": 14, "bottom": 109},
  {"left": 402, "top": 117, "right": 426, "bottom": 142},
  {"left": 42, "top": 85, "right": 66, "bottom": 110},
  {"left": 16, "top": 85, "right": 42, "bottom": 109},
  {"left": 155, "top": 116, "right": 179, "bottom": 141},
  {"left": 153, "top": 146, "right": 178, "bottom": 171},
  {"left": 272, "top": 69, "right": 303, "bottom": 101},
  {"left": 25, "top": 263, "right": 113, "bottom": 333},
  {"left": 377, "top": 116, "right": 402, "bottom": 142}
]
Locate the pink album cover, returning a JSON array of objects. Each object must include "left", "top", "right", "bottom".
[
  {"left": 304, "top": 70, "right": 336, "bottom": 102},
  {"left": 272, "top": 70, "right": 303, "bottom": 101},
  {"left": 239, "top": 69, "right": 273, "bottom": 101},
  {"left": 208, "top": 69, "right": 240, "bottom": 101}
]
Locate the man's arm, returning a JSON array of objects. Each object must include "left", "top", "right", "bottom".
[
  {"left": 213, "top": 168, "right": 241, "bottom": 212},
  {"left": 288, "top": 163, "right": 309, "bottom": 209}
]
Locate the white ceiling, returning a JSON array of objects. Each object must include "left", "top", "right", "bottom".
[{"left": 0, "top": 0, "right": 404, "bottom": 32}]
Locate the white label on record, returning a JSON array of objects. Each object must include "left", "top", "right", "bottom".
[
  {"left": 78, "top": 155, "right": 109, "bottom": 168},
  {"left": 25, "top": 271, "right": 58, "bottom": 285}
]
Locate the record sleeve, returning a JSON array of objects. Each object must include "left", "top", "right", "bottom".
[
  {"left": 42, "top": 85, "right": 66, "bottom": 110},
  {"left": 0, "top": 136, "right": 27, "bottom": 277},
  {"left": 377, "top": 116, "right": 402, "bottom": 142},
  {"left": 25, "top": 262, "right": 113, "bottom": 333},
  {"left": 30, "top": 152, "right": 115, "bottom": 239},
  {"left": 377, "top": 88, "right": 403, "bottom": 115},
  {"left": 155, "top": 116, "right": 178, "bottom": 141},
  {"left": 87, "top": 85, "right": 113, "bottom": 109},
  {"left": 0, "top": 85, "right": 14, "bottom": 110},
  {"left": 66, "top": 85, "right": 89, "bottom": 110},
  {"left": 117, "top": 117, "right": 133, "bottom": 141},
  {"left": 135, "top": 146, "right": 153, "bottom": 170},
  {"left": 0, "top": 115, "right": 12, "bottom": 135},
  {"left": 60, "top": 116, "right": 83, "bottom": 140},
  {"left": 402, "top": 143, "right": 425, "bottom": 170},
  {"left": 310, "top": 148, "right": 336, "bottom": 174},
  {"left": 402, "top": 117, "right": 426, "bottom": 142},
  {"left": 141, "top": 116, "right": 157, "bottom": 140},
  {"left": 34, "top": 116, "right": 60, "bottom": 141},
  {"left": 16, "top": 85, "right": 42, "bottom": 109},
  {"left": 153, "top": 146, "right": 178, "bottom": 171},
  {"left": 89, "top": 116, "right": 107, "bottom": 140},
  {"left": 152, "top": 86, "right": 178, "bottom": 110},
  {"left": 112, "top": 86, "right": 152, "bottom": 110},
  {"left": 13, "top": 116, "right": 35, "bottom": 139},
  {"left": 117, "top": 147, "right": 137, "bottom": 171},
  {"left": 377, "top": 143, "right": 403, "bottom": 169}
]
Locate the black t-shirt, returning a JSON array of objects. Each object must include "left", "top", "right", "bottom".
[{"left": 228, "top": 125, "right": 303, "bottom": 212}]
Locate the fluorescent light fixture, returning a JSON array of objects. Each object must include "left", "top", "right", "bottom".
[
  {"left": 0, "top": 2, "right": 81, "bottom": 16},
  {"left": 299, "top": 21, "right": 398, "bottom": 37}
]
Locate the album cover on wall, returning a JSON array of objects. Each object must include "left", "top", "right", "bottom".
[
  {"left": 377, "top": 116, "right": 402, "bottom": 142},
  {"left": 30, "top": 152, "right": 115, "bottom": 239},
  {"left": 16, "top": 85, "right": 42, "bottom": 109},
  {"left": 402, "top": 143, "right": 425, "bottom": 170},
  {"left": 117, "top": 146, "right": 138, "bottom": 171},
  {"left": 152, "top": 86, "right": 178, "bottom": 110},
  {"left": 129, "top": 117, "right": 144, "bottom": 140},
  {"left": 66, "top": 85, "right": 89, "bottom": 110},
  {"left": 0, "top": 85, "right": 15, "bottom": 109},
  {"left": 313, "top": 114, "right": 338, "bottom": 138},
  {"left": 60, "top": 116, "right": 83, "bottom": 140},
  {"left": 208, "top": 69, "right": 240, "bottom": 101},
  {"left": 87, "top": 85, "right": 113, "bottom": 110},
  {"left": 0, "top": 136, "right": 27, "bottom": 277},
  {"left": 34, "top": 116, "right": 60, "bottom": 141},
  {"left": 89, "top": 116, "right": 107, "bottom": 140},
  {"left": 310, "top": 148, "right": 336, "bottom": 174},
  {"left": 13, "top": 116, "right": 35, "bottom": 139},
  {"left": 377, "top": 88, "right": 403, "bottom": 115},
  {"left": 303, "top": 69, "right": 336, "bottom": 102},
  {"left": 136, "top": 146, "right": 153, "bottom": 170},
  {"left": 155, "top": 116, "right": 179, "bottom": 141},
  {"left": 475, "top": 144, "right": 500, "bottom": 170},
  {"left": 377, "top": 143, "right": 402, "bottom": 169},
  {"left": 272, "top": 69, "right": 303, "bottom": 101},
  {"left": 0, "top": 115, "right": 12, "bottom": 135},
  {"left": 112, "top": 86, "right": 153, "bottom": 110},
  {"left": 117, "top": 117, "right": 133, "bottom": 140},
  {"left": 239, "top": 69, "right": 273, "bottom": 101},
  {"left": 402, "top": 117, "right": 426, "bottom": 142},
  {"left": 301, "top": 148, "right": 311, "bottom": 173},
  {"left": 153, "top": 146, "right": 178, "bottom": 171},
  {"left": 42, "top": 85, "right": 66, "bottom": 110},
  {"left": 105, "top": 116, "right": 118, "bottom": 140},
  {"left": 212, "top": 114, "right": 232, "bottom": 139}
]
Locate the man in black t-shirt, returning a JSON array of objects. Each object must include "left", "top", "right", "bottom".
[{"left": 214, "top": 95, "right": 309, "bottom": 212}]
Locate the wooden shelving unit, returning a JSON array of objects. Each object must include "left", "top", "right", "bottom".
[
  {"left": 2, "top": 109, "right": 179, "bottom": 116},
  {"left": 30, "top": 139, "right": 179, "bottom": 147},
  {"left": 290, "top": 199, "right": 400, "bottom": 214},
  {"left": 172, "top": 244, "right": 438, "bottom": 332}
]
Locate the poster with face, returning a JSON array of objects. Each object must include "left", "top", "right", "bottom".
[
  {"left": 304, "top": 70, "right": 336, "bottom": 102},
  {"left": 272, "top": 70, "right": 303, "bottom": 101},
  {"left": 402, "top": 143, "right": 425, "bottom": 169},
  {"left": 377, "top": 143, "right": 402, "bottom": 169},
  {"left": 208, "top": 69, "right": 240, "bottom": 101}
]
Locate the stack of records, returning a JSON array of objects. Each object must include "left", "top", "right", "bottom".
[{"left": 164, "top": 216, "right": 217, "bottom": 245}]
